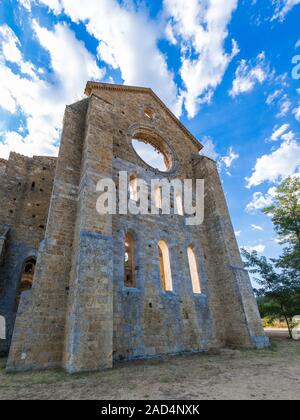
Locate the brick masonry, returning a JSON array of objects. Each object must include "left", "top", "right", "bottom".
[
  {"left": 0, "top": 82, "right": 268, "bottom": 372},
  {"left": 0, "top": 154, "right": 56, "bottom": 356}
]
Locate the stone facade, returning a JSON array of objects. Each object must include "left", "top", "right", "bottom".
[
  {"left": 0, "top": 82, "right": 268, "bottom": 372},
  {"left": 0, "top": 153, "right": 56, "bottom": 355}
]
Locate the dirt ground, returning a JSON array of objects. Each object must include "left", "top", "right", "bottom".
[{"left": 0, "top": 332, "right": 299, "bottom": 400}]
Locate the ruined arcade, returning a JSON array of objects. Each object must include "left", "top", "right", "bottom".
[{"left": 0, "top": 82, "right": 269, "bottom": 373}]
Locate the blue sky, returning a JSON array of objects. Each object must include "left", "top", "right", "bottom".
[{"left": 0, "top": 0, "right": 300, "bottom": 268}]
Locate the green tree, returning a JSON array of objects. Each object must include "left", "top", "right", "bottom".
[
  {"left": 242, "top": 250, "right": 300, "bottom": 338},
  {"left": 263, "top": 176, "right": 300, "bottom": 271},
  {"left": 242, "top": 176, "right": 300, "bottom": 338}
]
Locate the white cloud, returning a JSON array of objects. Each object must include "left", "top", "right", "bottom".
[
  {"left": 266, "top": 83, "right": 292, "bottom": 118},
  {"left": 200, "top": 136, "right": 218, "bottom": 160},
  {"left": 32, "top": 20, "right": 104, "bottom": 93},
  {"left": 17, "top": 0, "right": 241, "bottom": 120},
  {"left": 296, "top": 39, "right": 300, "bottom": 48},
  {"left": 274, "top": 72, "right": 289, "bottom": 88},
  {"left": 17, "top": 0, "right": 32, "bottom": 11},
  {"left": 19, "top": 0, "right": 61, "bottom": 13},
  {"left": 164, "top": 0, "right": 239, "bottom": 118},
  {"left": 242, "top": 244, "right": 266, "bottom": 254},
  {"left": 266, "top": 89, "right": 282, "bottom": 105},
  {"left": 271, "top": 0, "right": 300, "bottom": 21},
  {"left": 0, "top": 22, "right": 104, "bottom": 159},
  {"left": 246, "top": 136, "right": 300, "bottom": 188},
  {"left": 165, "top": 22, "right": 177, "bottom": 46},
  {"left": 246, "top": 188, "right": 276, "bottom": 213},
  {"left": 0, "top": 24, "right": 36, "bottom": 78},
  {"left": 201, "top": 141, "right": 239, "bottom": 174},
  {"left": 276, "top": 95, "right": 291, "bottom": 117},
  {"left": 229, "top": 52, "right": 269, "bottom": 97},
  {"left": 132, "top": 140, "right": 167, "bottom": 171},
  {"left": 0, "top": 73, "right": 17, "bottom": 114},
  {"left": 270, "top": 124, "right": 289, "bottom": 141},
  {"left": 0, "top": 25, "right": 22, "bottom": 64},
  {"left": 235, "top": 230, "right": 242, "bottom": 237},
  {"left": 221, "top": 147, "right": 239, "bottom": 168},
  {"left": 293, "top": 106, "right": 300, "bottom": 121},
  {"left": 281, "top": 131, "right": 295, "bottom": 142},
  {"left": 38, "top": 0, "right": 62, "bottom": 13},
  {"left": 251, "top": 224, "right": 264, "bottom": 231},
  {"left": 33, "top": 0, "right": 182, "bottom": 116}
]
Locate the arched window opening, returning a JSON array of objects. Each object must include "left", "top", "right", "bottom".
[
  {"left": 187, "top": 246, "right": 201, "bottom": 294},
  {"left": 16, "top": 258, "right": 36, "bottom": 308},
  {"left": 129, "top": 175, "right": 138, "bottom": 201},
  {"left": 155, "top": 185, "right": 162, "bottom": 209},
  {"left": 175, "top": 192, "right": 184, "bottom": 216},
  {"left": 124, "top": 233, "right": 135, "bottom": 288},
  {"left": 158, "top": 240, "right": 173, "bottom": 292},
  {"left": 131, "top": 130, "right": 173, "bottom": 173}
]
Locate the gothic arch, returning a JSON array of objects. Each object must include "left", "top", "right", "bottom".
[
  {"left": 158, "top": 240, "right": 173, "bottom": 292},
  {"left": 15, "top": 257, "right": 36, "bottom": 309},
  {"left": 187, "top": 246, "right": 201, "bottom": 294}
]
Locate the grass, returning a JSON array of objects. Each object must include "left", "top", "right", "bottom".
[
  {"left": 0, "top": 333, "right": 299, "bottom": 400},
  {"left": 268, "top": 341, "right": 278, "bottom": 352}
]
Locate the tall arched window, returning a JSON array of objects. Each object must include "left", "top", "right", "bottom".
[
  {"left": 155, "top": 185, "right": 162, "bottom": 209},
  {"left": 124, "top": 233, "right": 135, "bottom": 288},
  {"left": 129, "top": 175, "right": 138, "bottom": 201},
  {"left": 158, "top": 240, "right": 173, "bottom": 292},
  {"left": 187, "top": 246, "right": 201, "bottom": 294},
  {"left": 16, "top": 257, "right": 36, "bottom": 308},
  {"left": 175, "top": 192, "right": 184, "bottom": 216}
]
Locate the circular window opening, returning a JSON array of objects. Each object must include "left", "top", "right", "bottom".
[{"left": 131, "top": 135, "right": 173, "bottom": 172}]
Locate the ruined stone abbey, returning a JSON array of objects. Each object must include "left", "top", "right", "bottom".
[{"left": 0, "top": 82, "right": 269, "bottom": 373}]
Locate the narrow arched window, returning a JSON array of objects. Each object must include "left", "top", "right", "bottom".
[
  {"left": 187, "top": 246, "right": 201, "bottom": 294},
  {"left": 129, "top": 175, "right": 138, "bottom": 201},
  {"left": 175, "top": 192, "right": 184, "bottom": 216},
  {"left": 16, "top": 258, "right": 36, "bottom": 308},
  {"left": 155, "top": 184, "right": 162, "bottom": 209},
  {"left": 124, "top": 233, "right": 135, "bottom": 288},
  {"left": 158, "top": 240, "right": 173, "bottom": 291}
]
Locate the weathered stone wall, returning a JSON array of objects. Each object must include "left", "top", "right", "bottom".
[
  {"left": 6, "top": 82, "right": 268, "bottom": 372},
  {"left": 112, "top": 158, "right": 215, "bottom": 361},
  {"left": 194, "top": 156, "right": 268, "bottom": 348},
  {"left": 0, "top": 158, "right": 7, "bottom": 176},
  {"left": 0, "top": 153, "right": 56, "bottom": 355},
  {"left": 63, "top": 95, "right": 114, "bottom": 373},
  {"left": 6, "top": 99, "right": 88, "bottom": 370}
]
